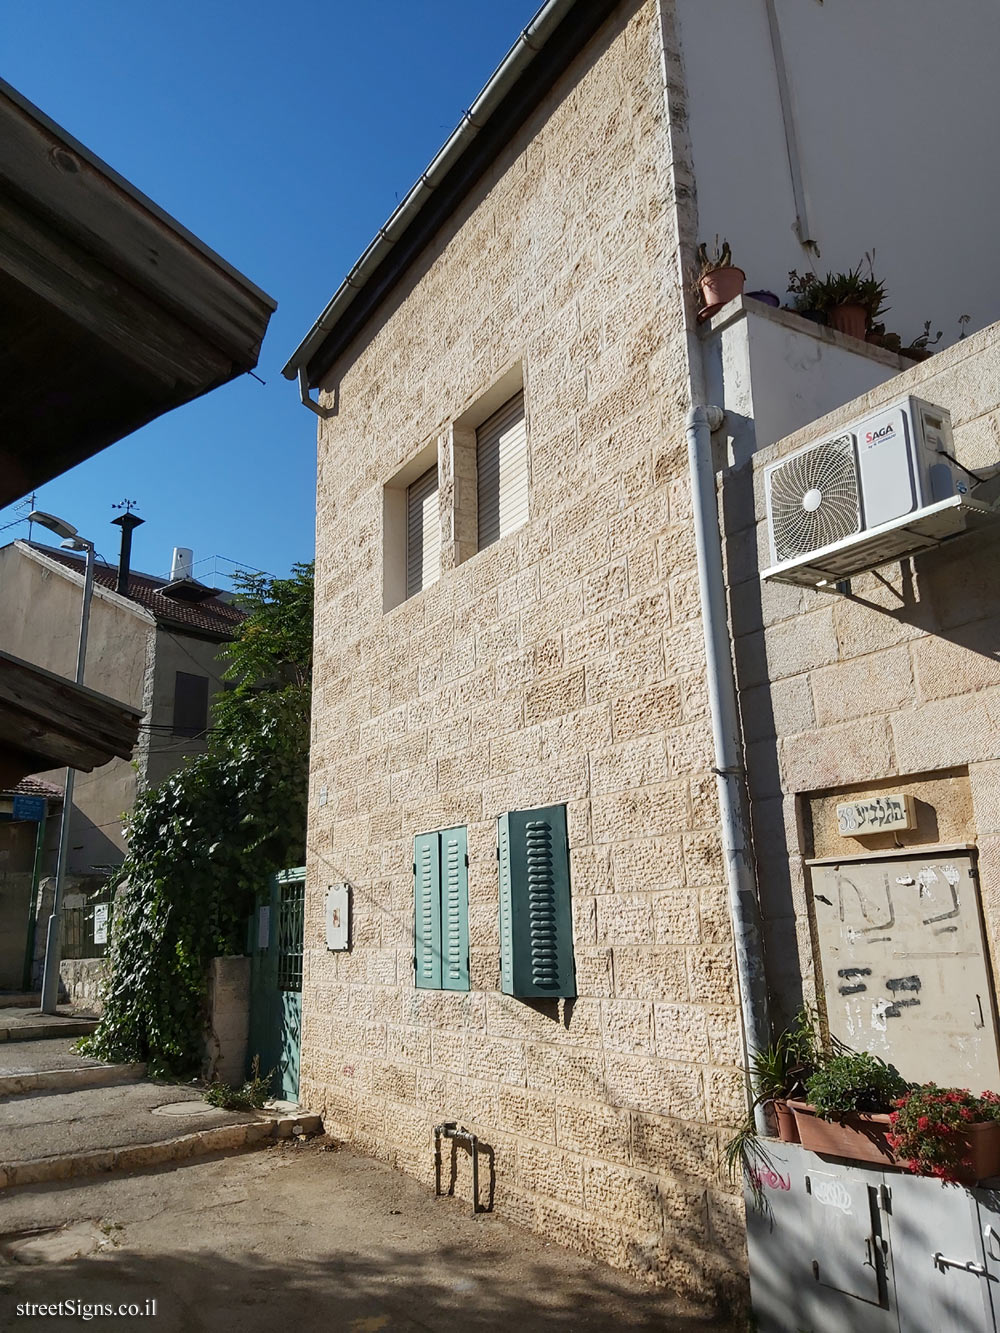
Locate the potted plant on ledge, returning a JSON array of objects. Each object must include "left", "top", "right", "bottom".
[
  {"left": 750, "top": 1006, "right": 819, "bottom": 1143},
  {"left": 887, "top": 1085, "right": 1000, "bottom": 1183},
  {"left": 724, "top": 1008, "right": 821, "bottom": 1198},
  {"left": 787, "top": 257, "right": 888, "bottom": 340},
  {"left": 696, "top": 236, "right": 745, "bottom": 315},
  {"left": 787, "top": 1050, "right": 909, "bottom": 1165}
]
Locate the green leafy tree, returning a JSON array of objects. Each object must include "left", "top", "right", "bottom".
[{"left": 81, "top": 563, "right": 314, "bottom": 1076}]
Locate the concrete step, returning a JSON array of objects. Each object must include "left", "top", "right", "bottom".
[
  {"left": 0, "top": 1035, "right": 102, "bottom": 1075},
  {"left": 0, "top": 1006, "right": 98, "bottom": 1043},
  {"left": 0, "top": 1080, "right": 322, "bottom": 1191},
  {"left": 0, "top": 992, "right": 42, "bottom": 1008},
  {"left": 0, "top": 1060, "right": 147, "bottom": 1099}
]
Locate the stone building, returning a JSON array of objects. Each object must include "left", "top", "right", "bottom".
[
  {"left": 285, "top": 0, "right": 1000, "bottom": 1308},
  {"left": 0, "top": 537, "right": 243, "bottom": 989}
]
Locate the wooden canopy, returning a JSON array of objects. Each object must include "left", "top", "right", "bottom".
[
  {"left": 0, "top": 651, "right": 143, "bottom": 789},
  {"left": 0, "top": 78, "right": 276, "bottom": 506}
]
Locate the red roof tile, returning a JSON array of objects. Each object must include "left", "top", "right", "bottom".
[
  {"left": 25, "top": 543, "right": 245, "bottom": 639},
  {"left": 4, "top": 776, "right": 64, "bottom": 800}
]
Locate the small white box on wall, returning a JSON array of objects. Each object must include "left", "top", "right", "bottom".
[{"left": 325, "top": 883, "right": 350, "bottom": 950}]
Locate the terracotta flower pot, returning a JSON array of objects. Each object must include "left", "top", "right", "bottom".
[
  {"left": 786, "top": 1100, "right": 896, "bottom": 1165},
  {"left": 699, "top": 266, "right": 745, "bottom": 309},
  {"left": 770, "top": 1098, "right": 800, "bottom": 1144},
  {"left": 828, "top": 303, "right": 868, "bottom": 340},
  {"left": 899, "top": 1122, "right": 1000, "bottom": 1184}
]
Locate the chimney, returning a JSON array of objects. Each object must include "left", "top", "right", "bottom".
[
  {"left": 111, "top": 512, "right": 144, "bottom": 596},
  {"left": 170, "top": 547, "right": 194, "bottom": 582}
]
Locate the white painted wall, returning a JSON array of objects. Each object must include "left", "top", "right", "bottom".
[{"left": 675, "top": 0, "right": 1000, "bottom": 350}]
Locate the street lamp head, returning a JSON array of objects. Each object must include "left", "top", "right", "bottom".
[
  {"left": 60, "top": 537, "right": 91, "bottom": 552},
  {"left": 28, "top": 509, "right": 78, "bottom": 541}
]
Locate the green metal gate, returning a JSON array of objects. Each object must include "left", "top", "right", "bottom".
[{"left": 248, "top": 867, "right": 305, "bottom": 1102}]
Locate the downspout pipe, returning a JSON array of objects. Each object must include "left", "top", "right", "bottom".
[
  {"left": 763, "top": 0, "right": 815, "bottom": 251},
  {"left": 687, "top": 405, "right": 771, "bottom": 1134},
  {"left": 297, "top": 366, "right": 332, "bottom": 420}
]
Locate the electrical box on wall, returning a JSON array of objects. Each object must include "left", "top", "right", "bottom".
[
  {"left": 325, "top": 883, "right": 349, "bottom": 951},
  {"left": 809, "top": 847, "right": 1000, "bottom": 1089}
]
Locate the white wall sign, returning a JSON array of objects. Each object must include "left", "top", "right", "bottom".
[
  {"left": 325, "top": 884, "right": 350, "bottom": 951},
  {"left": 836, "top": 793, "right": 915, "bottom": 836},
  {"left": 257, "top": 905, "right": 271, "bottom": 950},
  {"left": 93, "top": 903, "right": 109, "bottom": 945}
]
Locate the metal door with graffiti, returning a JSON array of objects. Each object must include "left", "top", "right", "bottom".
[{"left": 248, "top": 867, "right": 305, "bottom": 1102}]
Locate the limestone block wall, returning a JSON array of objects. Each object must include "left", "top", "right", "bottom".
[
  {"left": 302, "top": 0, "right": 746, "bottom": 1305},
  {"left": 58, "top": 958, "right": 107, "bottom": 1013},
  {"left": 726, "top": 321, "right": 1000, "bottom": 1027}
]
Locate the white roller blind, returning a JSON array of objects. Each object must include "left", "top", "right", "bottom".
[
  {"left": 406, "top": 465, "right": 440, "bottom": 597},
  {"left": 477, "top": 390, "right": 528, "bottom": 550}
]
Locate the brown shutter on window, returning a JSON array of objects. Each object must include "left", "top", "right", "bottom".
[{"left": 173, "top": 671, "right": 209, "bottom": 736}]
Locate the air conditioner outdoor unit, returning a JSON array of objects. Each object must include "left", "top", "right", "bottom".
[{"left": 761, "top": 396, "right": 992, "bottom": 587}]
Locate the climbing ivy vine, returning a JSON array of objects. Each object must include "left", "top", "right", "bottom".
[{"left": 81, "top": 563, "right": 313, "bottom": 1077}]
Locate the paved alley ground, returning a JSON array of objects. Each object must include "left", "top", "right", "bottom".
[{"left": 0, "top": 1140, "right": 734, "bottom": 1332}]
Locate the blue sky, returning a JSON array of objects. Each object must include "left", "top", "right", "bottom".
[{"left": 1, "top": 0, "right": 536, "bottom": 587}]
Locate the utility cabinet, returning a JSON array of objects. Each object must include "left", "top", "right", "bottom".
[
  {"left": 810, "top": 848, "right": 1000, "bottom": 1089},
  {"left": 746, "top": 1141, "right": 1000, "bottom": 1332}
]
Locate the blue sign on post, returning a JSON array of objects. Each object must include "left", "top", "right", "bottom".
[{"left": 12, "top": 795, "right": 46, "bottom": 822}]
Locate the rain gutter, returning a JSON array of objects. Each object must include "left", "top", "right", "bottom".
[{"left": 284, "top": 0, "right": 620, "bottom": 403}]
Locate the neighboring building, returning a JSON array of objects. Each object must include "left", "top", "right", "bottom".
[
  {"left": 0, "top": 535, "right": 244, "bottom": 992},
  {"left": 728, "top": 322, "right": 1000, "bottom": 1333},
  {"left": 285, "top": 0, "right": 1000, "bottom": 1312},
  {"left": 0, "top": 538, "right": 243, "bottom": 877}
]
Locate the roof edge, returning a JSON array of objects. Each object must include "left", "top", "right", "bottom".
[
  {"left": 0, "top": 77, "right": 276, "bottom": 313},
  {"left": 283, "top": 0, "right": 620, "bottom": 388},
  {"left": 15, "top": 541, "right": 157, "bottom": 626}
]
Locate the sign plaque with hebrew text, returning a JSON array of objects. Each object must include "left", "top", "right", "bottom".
[{"left": 836, "top": 792, "right": 915, "bottom": 836}]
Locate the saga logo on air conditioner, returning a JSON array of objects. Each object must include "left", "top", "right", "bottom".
[{"left": 864, "top": 422, "right": 896, "bottom": 447}]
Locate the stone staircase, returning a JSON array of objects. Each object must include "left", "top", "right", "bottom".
[{"left": 0, "top": 1017, "right": 322, "bottom": 1192}]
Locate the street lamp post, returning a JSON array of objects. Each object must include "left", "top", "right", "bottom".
[{"left": 28, "top": 511, "right": 96, "bottom": 1015}]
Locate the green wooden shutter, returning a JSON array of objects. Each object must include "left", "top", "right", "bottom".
[
  {"left": 440, "top": 825, "right": 469, "bottom": 991},
  {"left": 498, "top": 813, "right": 515, "bottom": 994},
  {"left": 414, "top": 832, "right": 442, "bottom": 989},
  {"left": 497, "top": 805, "right": 576, "bottom": 998}
]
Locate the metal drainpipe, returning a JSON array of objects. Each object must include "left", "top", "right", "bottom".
[
  {"left": 763, "top": 0, "right": 816, "bottom": 252},
  {"left": 687, "top": 405, "right": 771, "bottom": 1133},
  {"left": 297, "top": 366, "right": 331, "bottom": 419}
]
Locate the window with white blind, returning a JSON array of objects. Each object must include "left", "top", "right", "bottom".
[
  {"left": 476, "top": 390, "right": 528, "bottom": 550},
  {"left": 405, "top": 465, "right": 441, "bottom": 597}
]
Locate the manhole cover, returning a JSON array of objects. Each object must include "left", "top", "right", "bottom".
[{"left": 150, "top": 1100, "right": 218, "bottom": 1117}]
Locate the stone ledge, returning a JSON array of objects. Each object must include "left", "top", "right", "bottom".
[
  {"left": 0, "top": 1018, "right": 98, "bottom": 1043},
  {"left": 0, "top": 1111, "right": 324, "bottom": 1191},
  {"left": 0, "top": 1063, "right": 146, "bottom": 1099}
]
